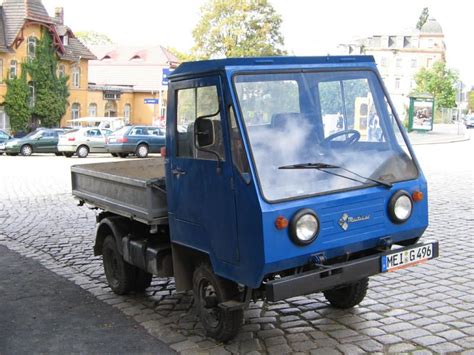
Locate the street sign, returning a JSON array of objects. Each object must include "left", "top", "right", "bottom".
[
  {"left": 162, "top": 68, "right": 174, "bottom": 86},
  {"left": 144, "top": 98, "right": 159, "bottom": 104}
]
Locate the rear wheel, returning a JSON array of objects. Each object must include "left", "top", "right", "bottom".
[
  {"left": 323, "top": 277, "right": 369, "bottom": 309},
  {"left": 102, "top": 236, "right": 135, "bottom": 295},
  {"left": 193, "top": 264, "right": 243, "bottom": 342},
  {"left": 118, "top": 153, "right": 128, "bottom": 158},
  {"left": 54, "top": 152, "right": 62, "bottom": 156},
  {"left": 111, "top": 153, "right": 118, "bottom": 157},
  {"left": 63, "top": 152, "right": 73, "bottom": 158},
  {"left": 6, "top": 153, "right": 18, "bottom": 156},
  {"left": 20, "top": 144, "right": 33, "bottom": 156},
  {"left": 136, "top": 144, "right": 149, "bottom": 158},
  {"left": 76, "top": 145, "right": 89, "bottom": 158}
]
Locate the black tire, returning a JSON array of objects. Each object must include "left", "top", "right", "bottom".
[
  {"left": 76, "top": 145, "right": 89, "bottom": 158},
  {"left": 102, "top": 235, "right": 135, "bottom": 295},
  {"left": 118, "top": 153, "right": 128, "bottom": 158},
  {"left": 6, "top": 153, "right": 18, "bottom": 156},
  {"left": 134, "top": 269, "right": 153, "bottom": 292},
  {"left": 136, "top": 144, "right": 149, "bottom": 158},
  {"left": 54, "top": 152, "right": 62, "bottom": 156},
  {"left": 111, "top": 153, "right": 118, "bottom": 157},
  {"left": 63, "top": 152, "right": 73, "bottom": 158},
  {"left": 323, "top": 277, "right": 369, "bottom": 309},
  {"left": 193, "top": 264, "right": 243, "bottom": 342},
  {"left": 20, "top": 144, "right": 33, "bottom": 156}
]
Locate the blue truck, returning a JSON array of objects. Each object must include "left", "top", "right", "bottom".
[{"left": 71, "top": 56, "right": 438, "bottom": 342}]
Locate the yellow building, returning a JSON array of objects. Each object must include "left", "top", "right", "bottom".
[
  {"left": 0, "top": 0, "right": 95, "bottom": 131},
  {"left": 87, "top": 45, "right": 179, "bottom": 126}
]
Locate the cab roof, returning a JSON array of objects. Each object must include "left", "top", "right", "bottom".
[{"left": 169, "top": 55, "right": 376, "bottom": 80}]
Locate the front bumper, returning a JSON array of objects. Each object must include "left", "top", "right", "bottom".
[{"left": 265, "top": 241, "right": 438, "bottom": 302}]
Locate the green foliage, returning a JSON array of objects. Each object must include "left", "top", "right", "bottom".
[
  {"left": 414, "top": 61, "right": 458, "bottom": 108},
  {"left": 192, "top": 0, "right": 286, "bottom": 59},
  {"left": 4, "top": 66, "right": 31, "bottom": 132},
  {"left": 75, "top": 31, "right": 113, "bottom": 46},
  {"left": 468, "top": 91, "right": 474, "bottom": 111},
  {"left": 166, "top": 47, "right": 196, "bottom": 62},
  {"left": 416, "top": 7, "right": 429, "bottom": 30},
  {"left": 25, "top": 31, "right": 70, "bottom": 127}
]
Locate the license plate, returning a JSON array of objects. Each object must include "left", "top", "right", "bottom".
[
  {"left": 108, "top": 138, "right": 116, "bottom": 143},
  {"left": 0, "top": 143, "right": 4, "bottom": 149},
  {"left": 381, "top": 243, "right": 435, "bottom": 272}
]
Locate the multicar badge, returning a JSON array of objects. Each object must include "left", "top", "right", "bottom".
[{"left": 338, "top": 213, "right": 370, "bottom": 231}]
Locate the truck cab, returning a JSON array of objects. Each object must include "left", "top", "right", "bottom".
[{"left": 74, "top": 56, "right": 437, "bottom": 342}]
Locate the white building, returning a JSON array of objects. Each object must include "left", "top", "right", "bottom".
[{"left": 338, "top": 18, "right": 446, "bottom": 119}]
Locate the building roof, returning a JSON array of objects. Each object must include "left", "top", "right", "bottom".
[
  {"left": 0, "top": 0, "right": 95, "bottom": 60},
  {"left": 88, "top": 45, "right": 179, "bottom": 91},
  {"left": 420, "top": 18, "right": 443, "bottom": 34}
]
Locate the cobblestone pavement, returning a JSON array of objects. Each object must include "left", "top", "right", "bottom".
[{"left": 0, "top": 138, "right": 473, "bottom": 354}]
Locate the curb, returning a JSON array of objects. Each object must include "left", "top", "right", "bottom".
[{"left": 409, "top": 135, "right": 470, "bottom": 146}]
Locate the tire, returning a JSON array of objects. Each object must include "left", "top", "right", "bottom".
[
  {"left": 54, "top": 152, "right": 62, "bottom": 156},
  {"left": 20, "top": 144, "right": 33, "bottom": 156},
  {"left": 118, "top": 153, "right": 128, "bottom": 158},
  {"left": 102, "top": 235, "right": 135, "bottom": 295},
  {"left": 323, "top": 277, "right": 369, "bottom": 309},
  {"left": 193, "top": 264, "right": 243, "bottom": 342},
  {"left": 134, "top": 269, "right": 153, "bottom": 292},
  {"left": 63, "top": 152, "right": 73, "bottom": 158},
  {"left": 6, "top": 153, "right": 18, "bottom": 156},
  {"left": 136, "top": 144, "right": 149, "bottom": 158},
  {"left": 111, "top": 153, "right": 118, "bottom": 157},
  {"left": 76, "top": 145, "right": 89, "bottom": 158}
]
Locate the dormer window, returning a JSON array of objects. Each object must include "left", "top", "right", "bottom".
[
  {"left": 130, "top": 55, "right": 142, "bottom": 61},
  {"left": 61, "top": 35, "right": 69, "bottom": 46},
  {"left": 102, "top": 55, "right": 112, "bottom": 61}
]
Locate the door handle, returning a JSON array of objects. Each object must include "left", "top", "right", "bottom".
[{"left": 172, "top": 168, "right": 186, "bottom": 177}]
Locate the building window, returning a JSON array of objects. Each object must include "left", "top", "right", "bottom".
[
  {"left": 58, "top": 64, "right": 65, "bottom": 78},
  {"left": 396, "top": 58, "right": 402, "bottom": 68},
  {"left": 88, "top": 103, "right": 97, "bottom": 117},
  {"left": 427, "top": 58, "right": 433, "bottom": 67},
  {"left": 123, "top": 104, "right": 131, "bottom": 123},
  {"left": 380, "top": 57, "right": 387, "bottom": 67},
  {"left": 28, "top": 82, "right": 35, "bottom": 108},
  {"left": 411, "top": 59, "right": 417, "bottom": 69},
  {"left": 9, "top": 60, "right": 17, "bottom": 79},
  {"left": 0, "top": 59, "right": 3, "bottom": 83},
  {"left": 71, "top": 103, "right": 80, "bottom": 119},
  {"left": 395, "top": 78, "right": 401, "bottom": 90},
  {"left": 61, "top": 35, "right": 69, "bottom": 46},
  {"left": 27, "top": 37, "right": 37, "bottom": 58},
  {"left": 72, "top": 67, "right": 80, "bottom": 88}
]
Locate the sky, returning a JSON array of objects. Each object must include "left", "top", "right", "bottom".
[{"left": 41, "top": 0, "right": 474, "bottom": 87}]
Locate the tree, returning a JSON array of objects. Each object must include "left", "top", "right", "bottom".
[
  {"left": 414, "top": 61, "right": 458, "bottom": 108},
  {"left": 75, "top": 31, "right": 113, "bottom": 46},
  {"left": 468, "top": 91, "right": 474, "bottom": 111},
  {"left": 192, "top": 0, "right": 286, "bottom": 59},
  {"left": 26, "top": 31, "right": 69, "bottom": 127},
  {"left": 166, "top": 47, "right": 196, "bottom": 62},
  {"left": 4, "top": 65, "right": 31, "bottom": 133},
  {"left": 416, "top": 7, "right": 429, "bottom": 30}
]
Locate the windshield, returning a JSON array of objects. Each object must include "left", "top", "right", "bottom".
[{"left": 234, "top": 70, "right": 418, "bottom": 201}]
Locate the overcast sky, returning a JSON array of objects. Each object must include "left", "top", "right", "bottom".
[{"left": 41, "top": 0, "right": 473, "bottom": 86}]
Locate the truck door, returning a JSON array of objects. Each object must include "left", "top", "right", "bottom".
[{"left": 168, "top": 76, "right": 239, "bottom": 264}]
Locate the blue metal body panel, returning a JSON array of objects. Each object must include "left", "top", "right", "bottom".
[{"left": 166, "top": 56, "right": 428, "bottom": 288}]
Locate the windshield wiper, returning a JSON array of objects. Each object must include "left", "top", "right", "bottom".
[{"left": 279, "top": 162, "right": 392, "bottom": 189}]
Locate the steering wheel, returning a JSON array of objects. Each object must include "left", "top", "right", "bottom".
[{"left": 322, "top": 129, "right": 361, "bottom": 146}]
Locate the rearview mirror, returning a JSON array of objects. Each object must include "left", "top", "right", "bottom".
[{"left": 194, "top": 117, "right": 215, "bottom": 148}]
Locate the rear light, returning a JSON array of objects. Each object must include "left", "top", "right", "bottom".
[
  {"left": 160, "top": 146, "right": 166, "bottom": 157},
  {"left": 68, "top": 137, "right": 75, "bottom": 142},
  {"left": 117, "top": 137, "right": 128, "bottom": 143}
]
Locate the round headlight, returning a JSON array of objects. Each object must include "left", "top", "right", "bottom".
[
  {"left": 388, "top": 190, "right": 413, "bottom": 224},
  {"left": 290, "top": 209, "right": 320, "bottom": 245}
]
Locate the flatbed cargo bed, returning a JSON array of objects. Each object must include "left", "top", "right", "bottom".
[{"left": 71, "top": 158, "right": 167, "bottom": 225}]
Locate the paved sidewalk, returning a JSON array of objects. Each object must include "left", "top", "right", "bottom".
[
  {"left": 0, "top": 245, "right": 173, "bottom": 354},
  {"left": 408, "top": 123, "right": 470, "bottom": 145}
]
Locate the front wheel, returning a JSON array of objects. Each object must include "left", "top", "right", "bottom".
[
  {"left": 136, "top": 144, "right": 149, "bottom": 158},
  {"left": 193, "top": 264, "right": 243, "bottom": 342},
  {"left": 76, "top": 145, "right": 89, "bottom": 158},
  {"left": 20, "top": 144, "right": 33, "bottom": 156},
  {"left": 111, "top": 153, "right": 118, "bottom": 157},
  {"left": 323, "top": 277, "right": 369, "bottom": 309},
  {"left": 63, "top": 152, "right": 73, "bottom": 158}
]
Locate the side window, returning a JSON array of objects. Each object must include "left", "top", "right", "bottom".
[
  {"left": 229, "top": 106, "right": 250, "bottom": 175},
  {"left": 176, "top": 85, "right": 224, "bottom": 160},
  {"left": 318, "top": 78, "right": 385, "bottom": 143}
]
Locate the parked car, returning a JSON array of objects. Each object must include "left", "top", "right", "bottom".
[
  {"left": 4, "top": 128, "right": 66, "bottom": 156},
  {"left": 0, "top": 129, "right": 12, "bottom": 155},
  {"left": 464, "top": 114, "right": 474, "bottom": 128},
  {"left": 106, "top": 125, "right": 165, "bottom": 158},
  {"left": 58, "top": 127, "right": 113, "bottom": 158}
]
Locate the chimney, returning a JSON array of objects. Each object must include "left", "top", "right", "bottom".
[{"left": 55, "top": 7, "right": 64, "bottom": 25}]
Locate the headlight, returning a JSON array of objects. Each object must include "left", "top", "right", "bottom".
[
  {"left": 388, "top": 190, "right": 413, "bottom": 224},
  {"left": 290, "top": 209, "right": 320, "bottom": 245}
]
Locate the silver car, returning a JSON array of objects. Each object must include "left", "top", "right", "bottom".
[{"left": 58, "top": 127, "right": 113, "bottom": 158}]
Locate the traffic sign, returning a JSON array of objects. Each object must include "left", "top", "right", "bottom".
[{"left": 144, "top": 98, "right": 159, "bottom": 104}]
